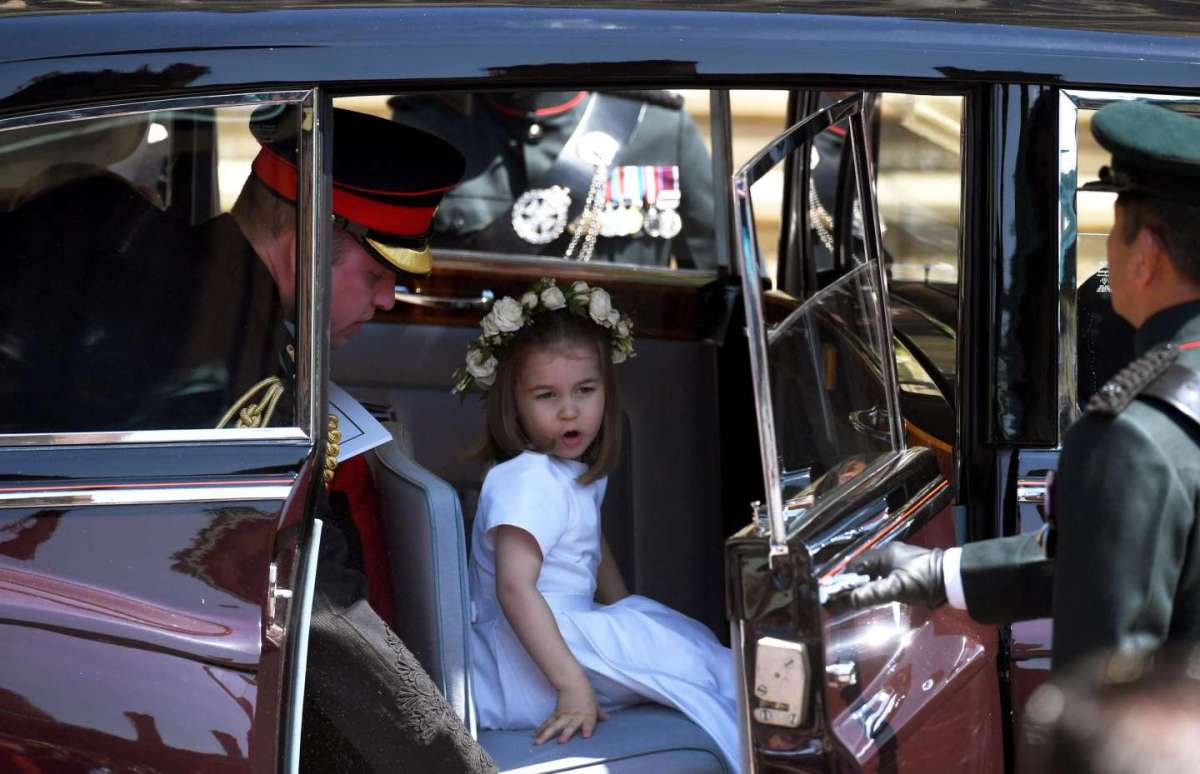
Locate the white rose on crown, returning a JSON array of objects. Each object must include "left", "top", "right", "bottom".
[
  {"left": 465, "top": 349, "right": 498, "bottom": 386},
  {"left": 588, "top": 288, "right": 613, "bottom": 326},
  {"left": 540, "top": 286, "right": 567, "bottom": 310},
  {"left": 491, "top": 297, "right": 525, "bottom": 333},
  {"left": 451, "top": 277, "right": 636, "bottom": 397}
]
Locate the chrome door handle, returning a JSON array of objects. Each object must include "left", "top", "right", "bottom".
[{"left": 393, "top": 287, "right": 494, "bottom": 311}]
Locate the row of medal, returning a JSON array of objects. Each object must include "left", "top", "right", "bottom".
[{"left": 596, "top": 165, "right": 683, "bottom": 240}]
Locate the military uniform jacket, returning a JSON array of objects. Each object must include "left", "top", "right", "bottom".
[
  {"left": 960, "top": 300, "right": 1200, "bottom": 670},
  {"left": 390, "top": 92, "right": 716, "bottom": 269}
]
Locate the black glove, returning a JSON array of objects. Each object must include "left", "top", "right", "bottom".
[{"left": 842, "top": 542, "right": 946, "bottom": 610}]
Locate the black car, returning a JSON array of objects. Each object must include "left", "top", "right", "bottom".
[{"left": 0, "top": 2, "right": 1189, "bottom": 772}]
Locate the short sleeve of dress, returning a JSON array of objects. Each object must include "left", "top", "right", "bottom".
[{"left": 476, "top": 453, "right": 569, "bottom": 560}]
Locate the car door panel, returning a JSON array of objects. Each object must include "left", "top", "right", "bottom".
[
  {"left": 0, "top": 461, "right": 315, "bottom": 772},
  {"left": 728, "top": 93, "right": 1001, "bottom": 772}
]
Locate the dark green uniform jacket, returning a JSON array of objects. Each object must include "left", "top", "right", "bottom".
[
  {"left": 961, "top": 300, "right": 1200, "bottom": 670},
  {"left": 390, "top": 91, "right": 716, "bottom": 269}
]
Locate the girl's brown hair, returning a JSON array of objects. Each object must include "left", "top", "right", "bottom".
[{"left": 481, "top": 309, "right": 621, "bottom": 484}]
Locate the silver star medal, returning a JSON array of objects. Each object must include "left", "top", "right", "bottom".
[{"left": 512, "top": 185, "right": 571, "bottom": 244}]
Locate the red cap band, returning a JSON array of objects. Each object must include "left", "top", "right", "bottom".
[{"left": 251, "top": 148, "right": 437, "bottom": 237}]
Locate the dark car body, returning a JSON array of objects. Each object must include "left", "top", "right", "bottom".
[{"left": 1, "top": 2, "right": 1195, "bottom": 772}]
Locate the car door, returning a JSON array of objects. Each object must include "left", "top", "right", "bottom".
[
  {"left": 0, "top": 91, "right": 325, "bottom": 773},
  {"left": 725, "top": 93, "right": 1003, "bottom": 773}
]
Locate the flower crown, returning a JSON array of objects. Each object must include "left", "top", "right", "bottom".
[{"left": 451, "top": 277, "right": 635, "bottom": 397}]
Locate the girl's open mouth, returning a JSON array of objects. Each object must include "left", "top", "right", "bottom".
[{"left": 562, "top": 430, "right": 582, "bottom": 446}]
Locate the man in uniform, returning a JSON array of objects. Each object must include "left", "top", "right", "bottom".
[
  {"left": 839, "top": 100, "right": 1200, "bottom": 671},
  {"left": 389, "top": 90, "right": 717, "bottom": 269},
  {"left": 207, "top": 106, "right": 494, "bottom": 772}
]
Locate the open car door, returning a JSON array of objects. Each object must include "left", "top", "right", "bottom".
[{"left": 725, "top": 94, "right": 1003, "bottom": 773}]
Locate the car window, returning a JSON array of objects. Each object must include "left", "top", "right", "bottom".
[
  {"left": 1068, "top": 97, "right": 1138, "bottom": 411},
  {"left": 339, "top": 90, "right": 719, "bottom": 272},
  {"left": 0, "top": 97, "right": 307, "bottom": 438},
  {"left": 1061, "top": 93, "right": 1200, "bottom": 415},
  {"left": 877, "top": 94, "right": 962, "bottom": 289}
]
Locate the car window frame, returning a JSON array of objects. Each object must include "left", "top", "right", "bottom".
[
  {"left": 734, "top": 92, "right": 902, "bottom": 558},
  {"left": 1058, "top": 89, "right": 1200, "bottom": 435},
  {"left": 0, "top": 88, "right": 326, "bottom": 448}
]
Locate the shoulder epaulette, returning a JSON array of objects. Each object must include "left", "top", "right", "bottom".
[
  {"left": 1085, "top": 344, "right": 1179, "bottom": 416},
  {"left": 600, "top": 90, "right": 685, "bottom": 110}
]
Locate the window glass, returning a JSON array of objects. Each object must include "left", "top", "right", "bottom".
[
  {"left": 352, "top": 90, "right": 718, "bottom": 271},
  {"left": 0, "top": 101, "right": 303, "bottom": 435},
  {"left": 728, "top": 90, "right": 790, "bottom": 280},
  {"left": 749, "top": 110, "right": 898, "bottom": 517},
  {"left": 770, "top": 264, "right": 898, "bottom": 516},
  {"left": 1074, "top": 106, "right": 1136, "bottom": 407},
  {"left": 876, "top": 94, "right": 962, "bottom": 288}
]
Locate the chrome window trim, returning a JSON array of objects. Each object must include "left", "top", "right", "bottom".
[
  {"left": 0, "top": 90, "right": 313, "bottom": 132},
  {"left": 710, "top": 89, "right": 736, "bottom": 275},
  {"left": 0, "top": 484, "right": 293, "bottom": 509},
  {"left": 1058, "top": 89, "right": 1200, "bottom": 433},
  {"left": 285, "top": 518, "right": 324, "bottom": 774},
  {"left": 0, "top": 89, "right": 320, "bottom": 448},
  {"left": 732, "top": 618, "right": 758, "bottom": 774},
  {"left": 0, "top": 428, "right": 309, "bottom": 447},
  {"left": 299, "top": 88, "right": 328, "bottom": 445}
]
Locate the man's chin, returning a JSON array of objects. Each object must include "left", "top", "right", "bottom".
[{"left": 331, "top": 322, "right": 365, "bottom": 349}]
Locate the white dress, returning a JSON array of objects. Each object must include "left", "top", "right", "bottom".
[{"left": 469, "top": 451, "right": 740, "bottom": 770}]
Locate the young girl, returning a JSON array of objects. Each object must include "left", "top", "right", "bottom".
[{"left": 452, "top": 278, "right": 739, "bottom": 771}]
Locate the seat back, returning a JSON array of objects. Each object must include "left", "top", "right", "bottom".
[{"left": 368, "top": 428, "right": 476, "bottom": 735}]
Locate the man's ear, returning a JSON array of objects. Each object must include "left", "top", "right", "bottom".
[{"left": 1136, "top": 226, "right": 1172, "bottom": 286}]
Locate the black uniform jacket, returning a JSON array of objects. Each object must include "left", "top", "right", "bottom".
[
  {"left": 960, "top": 300, "right": 1200, "bottom": 670},
  {"left": 390, "top": 91, "right": 716, "bottom": 269}
]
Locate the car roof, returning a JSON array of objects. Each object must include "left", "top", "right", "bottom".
[
  {"left": 4, "top": 0, "right": 1200, "bottom": 38},
  {"left": 3, "top": 1, "right": 1200, "bottom": 116}
]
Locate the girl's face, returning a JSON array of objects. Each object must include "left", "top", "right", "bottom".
[{"left": 515, "top": 343, "right": 605, "bottom": 461}]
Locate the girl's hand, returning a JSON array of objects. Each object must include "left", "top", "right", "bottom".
[{"left": 534, "top": 679, "right": 609, "bottom": 745}]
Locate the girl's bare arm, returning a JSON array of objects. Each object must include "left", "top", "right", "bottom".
[
  {"left": 493, "top": 525, "right": 609, "bottom": 743},
  {"left": 595, "top": 536, "right": 630, "bottom": 604}
]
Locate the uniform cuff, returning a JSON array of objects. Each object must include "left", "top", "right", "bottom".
[{"left": 943, "top": 547, "right": 967, "bottom": 610}]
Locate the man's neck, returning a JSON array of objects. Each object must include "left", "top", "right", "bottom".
[{"left": 1133, "top": 287, "right": 1200, "bottom": 329}]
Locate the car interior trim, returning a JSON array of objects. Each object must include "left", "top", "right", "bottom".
[{"left": 421, "top": 250, "right": 720, "bottom": 285}]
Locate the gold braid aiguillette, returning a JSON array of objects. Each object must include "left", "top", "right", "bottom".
[
  {"left": 216, "top": 376, "right": 285, "bottom": 429},
  {"left": 324, "top": 414, "right": 341, "bottom": 484}
]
